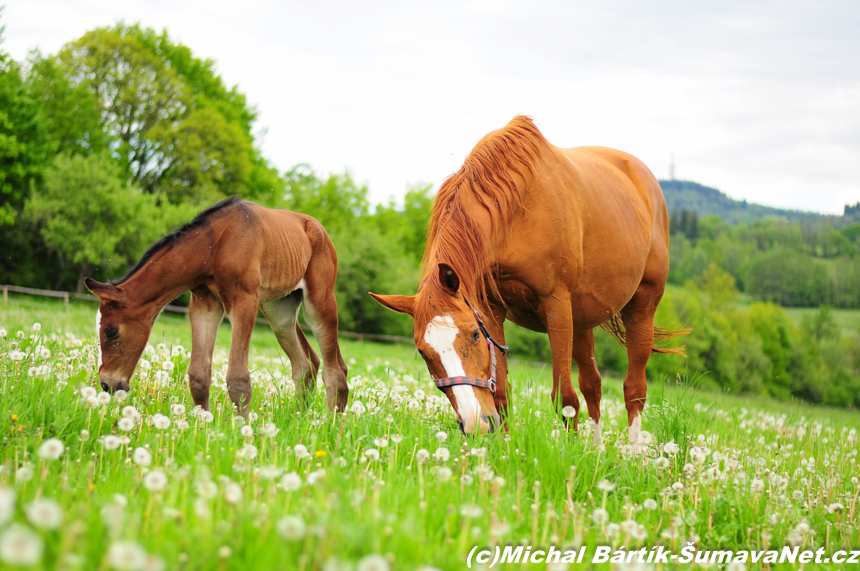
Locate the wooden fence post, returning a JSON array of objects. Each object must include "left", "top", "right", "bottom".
[
  {"left": 63, "top": 293, "right": 69, "bottom": 308},
  {"left": 2, "top": 286, "right": 6, "bottom": 305}
]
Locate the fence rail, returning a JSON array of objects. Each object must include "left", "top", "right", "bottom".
[{"left": 2, "top": 284, "right": 414, "bottom": 345}]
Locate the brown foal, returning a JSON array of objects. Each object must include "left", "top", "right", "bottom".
[{"left": 86, "top": 196, "right": 348, "bottom": 417}]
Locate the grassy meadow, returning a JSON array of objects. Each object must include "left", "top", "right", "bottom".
[{"left": 1, "top": 296, "right": 860, "bottom": 570}]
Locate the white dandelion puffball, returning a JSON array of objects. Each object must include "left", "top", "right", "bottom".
[
  {"left": 433, "top": 447, "right": 450, "bottom": 462},
  {"left": 415, "top": 449, "right": 430, "bottom": 463},
  {"left": 142, "top": 470, "right": 168, "bottom": 492},
  {"left": 170, "top": 404, "right": 185, "bottom": 416},
  {"left": 224, "top": 483, "right": 243, "bottom": 505},
  {"left": 132, "top": 448, "right": 152, "bottom": 467},
  {"left": 561, "top": 406, "right": 576, "bottom": 418},
  {"left": 37, "top": 438, "right": 65, "bottom": 461},
  {"left": 364, "top": 448, "right": 380, "bottom": 461},
  {"left": 435, "top": 431, "right": 448, "bottom": 442},
  {"left": 276, "top": 515, "right": 307, "bottom": 540},
  {"left": 373, "top": 437, "right": 388, "bottom": 448},
  {"left": 122, "top": 405, "right": 140, "bottom": 418},
  {"left": 260, "top": 422, "right": 279, "bottom": 437},
  {"left": 31, "top": 322, "right": 41, "bottom": 332},
  {"left": 0, "top": 488, "right": 14, "bottom": 526},
  {"left": 643, "top": 498, "right": 658, "bottom": 510},
  {"left": 25, "top": 498, "right": 63, "bottom": 530},
  {"left": 307, "top": 469, "right": 326, "bottom": 485},
  {"left": 200, "top": 411, "right": 214, "bottom": 423},
  {"left": 107, "top": 540, "right": 147, "bottom": 571},
  {"left": 357, "top": 554, "right": 391, "bottom": 571},
  {"left": 139, "top": 359, "right": 151, "bottom": 370},
  {"left": 103, "top": 435, "right": 122, "bottom": 450},
  {"left": 161, "top": 360, "right": 174, "bottom": 372},
  {"left": 118, "top": 418, "right": 135, "bottom": 432},
  {"left": 0, "top": 524, "right": 44, "bottom": 566},
  {"left": 0, "top": 328, "right": 6, "bottom": 337},
  {"left": 97, "top": 392, "right": 111, "bottom": 406},
  {"left": 591, "top": 508, "right": 609, "bottom": 525},
  {"left": 638, "top": 430, "right": 653, "bottom": 445},
  {"left": 240, "top": 425, "right": 254, "bottom": 437},
  {"left": 597, "top": 480, "right": 617, "bottom": 493},
  {"left": 663, "top": 441, "right": 680, "bottom": 455},
  {"left": 195, "top": 481, "right": 218, "bottom": 499},
  {"left": 113, "top": 390, "right": 128, "bottom": 403},
  {"left": 294, "top": 444, "right": 310, "bottom": 459},
  {"left": 280, "top": 472, "right": 302, "bottom": 492},
  {"left": 152, "top": 414, "right": 170, "bottom": 430},
  {"left": 390, "top": 434, "right": 403, "bottom": 444}
]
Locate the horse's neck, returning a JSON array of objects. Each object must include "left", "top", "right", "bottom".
[{"left": 121, "top": 241, "right": 211, "bottom": 314}]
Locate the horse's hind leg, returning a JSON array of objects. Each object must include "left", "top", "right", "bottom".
[
  {"left": 188, "top": 287, "right": 224, "bottom": 411},
  {"left": 261, "top": 291, "right": 320, "bottom": 405},
  {"left": 619, "top": 280, "right": 665, "bottom": 449},
  {"left": 302, "top": 247, "right": 349, "bottom": 412},
  {"left": 572, "top": 329, "right": 603, "bottom": 448}
]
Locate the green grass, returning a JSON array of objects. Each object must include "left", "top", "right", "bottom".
[{"left": 1, "top": 296, "right": 860, "bottom": 570}]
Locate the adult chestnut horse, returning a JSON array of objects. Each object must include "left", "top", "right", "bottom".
[
  {"left": 86, "top": 196, "right": 348, "bottom": 417},
  {"left": 371, "top": 116, "right": 685, "bottom": 442}
]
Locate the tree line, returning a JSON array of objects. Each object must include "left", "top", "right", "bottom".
[{"left": 2, "top": 19, "right": 859, "bottom": 408}]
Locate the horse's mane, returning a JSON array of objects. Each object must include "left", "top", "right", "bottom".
[
  {"left": 417, "top": 115, "right": 547, "bottom": 322},
  {"left": 110, "top": 195, "right": 242, "bottom": 285}
]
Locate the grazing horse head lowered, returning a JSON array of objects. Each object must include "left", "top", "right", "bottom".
[
  {"left": 85, "top": 196, "right": 349, "bottom": 418},
  {"left": 372, "top": 263, "right": 505, "bottom": 435},
  {"left": 372, "top": 116, "right": 688, "bottom": 443}
]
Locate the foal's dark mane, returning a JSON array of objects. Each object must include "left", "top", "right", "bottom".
[
  {"left": 110, "top": 195, "right": 242, "bottom": 285},
  {"left": 416, "top": 115, "right": 547, "bottom": 323}
]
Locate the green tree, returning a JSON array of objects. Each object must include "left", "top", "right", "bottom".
[{"left": 25, "top": 154, "right": 193, "bottom": 291}]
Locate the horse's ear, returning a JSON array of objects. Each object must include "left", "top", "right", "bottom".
[
  {"left": 85, "top": 278, "right": 121, "bottom": 301},
  {"left": 438, "top": 263, "right": 460, "bottom": 295},
  {"left": 369, "top": 293, "right": 415, "bottom": 316}
]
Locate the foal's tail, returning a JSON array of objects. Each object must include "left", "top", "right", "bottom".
[{"left": 599, "top": 315, "right": 691, "bottom": 357}]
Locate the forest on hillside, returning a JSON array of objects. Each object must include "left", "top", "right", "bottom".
[{"left": 2, "top": 20, "right": 860, "bottom": 408}]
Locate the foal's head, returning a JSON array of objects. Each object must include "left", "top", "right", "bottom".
[
  {"left": 371, "top": 264, "right": 501, "bottom": 435},
  {"left": 85, "top": 279, "right": 152, "bottom": 393}
]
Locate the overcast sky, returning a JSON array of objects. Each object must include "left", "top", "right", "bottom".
[{"left": 5, "top": 0, "right": 859, "bottom": 213}]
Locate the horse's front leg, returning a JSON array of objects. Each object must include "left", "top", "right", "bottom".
[
  {"left": 224, "top": 291, "right": 259, "bottom": 418},
  {"left": 187, "top": 287, "right": 224, "bottom": 411},
  {"left": 540, "top": 290, "right": 581, "bottom": 429}
]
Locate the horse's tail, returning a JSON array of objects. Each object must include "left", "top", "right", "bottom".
[{"left": 599, "top": 315, "right": 691, "bottom": 357}]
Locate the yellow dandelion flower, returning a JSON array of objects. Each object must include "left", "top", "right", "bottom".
[
  {"left": 315, "top": 450, "right": 327, "bottom": 458},
  {"left": 10, "top": 414, "right": 17, "bottom": 421}
]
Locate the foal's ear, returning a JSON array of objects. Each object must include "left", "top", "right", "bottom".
[
  {"left": 438, "top": 263, "right": 460, "bottom": 295},
  {"left": 85, "top": 278, "right": 121, "bottom": 301},
  {"left": 369, "top": 293, "right": 415, "bottom": 316}
]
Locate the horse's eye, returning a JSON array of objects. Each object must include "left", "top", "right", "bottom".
[
  {"left": 105, "top": 326, "right": 119, "bottom": 341},
  {"left": 471, "top": 330, "right": 480, "bottom": 343}
]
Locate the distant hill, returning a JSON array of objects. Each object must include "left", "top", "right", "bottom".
[{"left": 659, "top": 179, "right": 855, "bottom": 227}]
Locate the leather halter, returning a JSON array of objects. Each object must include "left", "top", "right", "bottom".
[{"left": 431, "top": 297, "right": 509, "bottom": 395}]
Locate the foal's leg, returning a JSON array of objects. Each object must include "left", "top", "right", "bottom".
[
  {"left": 572, "top": 329, "right": 603, "bottom": 448},
  {"left": 540, "top": 290, "right": 581, "bottom": 429},
  {"left": 187, "top": 287, "right": 224, "bottom": 411},
  {"left": 224, "top": 291, "right": 260, "bottom": 418},
  {"left": 261, "top": 290, "right": 320, "bottom": 405},
  {"left": 303, "top": 257, "right": 349, "bottom": 413},
  {"left": 619, "top": 281, "right": 664, "bottom": 449}
]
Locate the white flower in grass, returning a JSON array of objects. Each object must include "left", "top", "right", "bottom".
[
  {"left": 350, "top": 401, "right": 366, "bottom": 415},
  {"left": 218, "top": 546, "right": 231, "bottom": 559},
  {"left": 16, "top": 466, "right": 34, "bottom": 483},
  {"left": 196, "top": 480, "right": 218, "bottom": 499},
  {"left": 280, "top": 472, "right": 302, "bottom": 492},
  {"left": 460, "top": 504, "right": 483, "bottom": 519},
  {"left": 80, "top": 386, "right": 97, "bottom": 399},
  {"left": 373, "top": 437, "right": 388, "bottom": 448},
  {"left": 0, "top": 328, "right": 6, "bottom": 338},
  {"left": 827, "top": 502, "right": 844, "bottom": 513},
  {"left": 357, "top": 554, "right": 390, "bottom": 571},
  {"left": 103, "top": 435, "right": 122, "bottom": 450},
  {"left": 200, "top": 411, "right": 214, "bottom": 423},
  {"left": 38, "top": 438, "right": 65, "bottom": 461},
  {"left": 31, "top": 323, "right": 41, "bottom": 332},
  {"left": 0, "top": 488, "right": 15, "bottom": 525},
  {"left": 143, "top": 555, "right": 165, "bottom": 571},
  {"left": 260, "top": 422, "right": 279, "bottom": 437},
  {"left": 9, "top": 350, "right": 25, "bottom": 361},
  {"left": 171, "top": 404, "right": 185, "bottom": 416},
  {"left": 561, "top": 406, "right": 576, "bottom": 418},
  {"left": 118, "top": 417, "right": 136, "bottom": 432},
  {"left": 750, "top": 478, "right": 764, "bottom": 493},
  {"left": 416, "top": 449, "right": 430, "bottom": 463},
  {"left": 597, "top": 479, "right": 616, "bottom": 493},
  {"left": 152, "top": 414, "right": 170, "bottom": 430},
  {"left": 240, "top": 425, "right": 254, "bottom": 437},
  {"left": 97, "top": 392, "right": 111, "bottom": 406},
  {"left": 663, "top": 441, "right": 680, "bottom": 455},
  {"left": 726, "top": 562, "right": 747, "bottom": 571},
  {"left": 276, "top": 515, "right": 306, "bottom": 540},
  {"left": 435, "top": 431, "right": 448, "bottom": 442},
  {"left": 133, "top": 448, "right": 152, "bottom": 467},
  {"left": 107, "top": 540, "right": 147, "bottom": 570},
  {"left": 25, "top": 498, "right": 63, "bottom": 529},
  {"left": 161, "top": 360, "right": 174, "bottom": 372},
  {"left": 139, "top": 359, "right": 151, "bottom": 371},
  {"left": 433, "top": 447, "right": 450, "bottom": 462},
  {"left": 36, "top": 346, "right": 51, "bottom": 359},
  {"left": 638, "top": 430, "right": 653, "bottom": 445},
  {"left": 591, "top": 508, "right": 609, "bottom": 525},
  {"left": 643, "top": 498, "right": 658, "bottom": 510},
  {"left": 79, "top": 429, "right": 90, "bottom": 441},
  {"left": 154, "top": 371, "right": 169, "bottom": 385},
  {"left": 435, "top": 466, "right": 453, "bottom": 481},
  {"left": 307, "top": 469, "right": 326, "bottom": 485},
  {"left": 390, "top": 434, "right": 403, "bottom": 444},
  {"left": 224, "top": 483, "right": 242, "bottom": 504},
  {"left": 143, "top": 470, "right": 168, "bottom": 492},
  {"left": 294, "top": 444, "right": 310, "bottom": 459},
  {"left": 114, "top": 390, "right": 128, "bottom": 403},
  {"left": 0, "top": 524, "right": 44, "bottom": 566},
  {"left": 364, "top": 448, "right": 380, "bottom": 461},
  {"left": 259, "top": 466, "right": 282, "bottom": 480},
  {"left": 171, "top": 346, "right": 184, "bottom": 357}
]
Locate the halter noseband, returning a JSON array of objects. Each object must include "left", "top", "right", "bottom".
[{"left": 430, "top": 297, "right": 509, "bottom": 395}]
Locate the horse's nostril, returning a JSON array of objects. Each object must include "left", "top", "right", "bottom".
[
  {"left": 100, "top": 382, "right": 109, "bottom": 392},
  {"left": 457, "top": 421, "right": 466, "bottom": 435}
]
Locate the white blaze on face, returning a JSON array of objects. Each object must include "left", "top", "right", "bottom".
[
  {"left": 95, "top": 309, "right": 102, "bottom": 369},
  {"left": 423, "top": 315, "right": 484, "bottom": 430}
]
